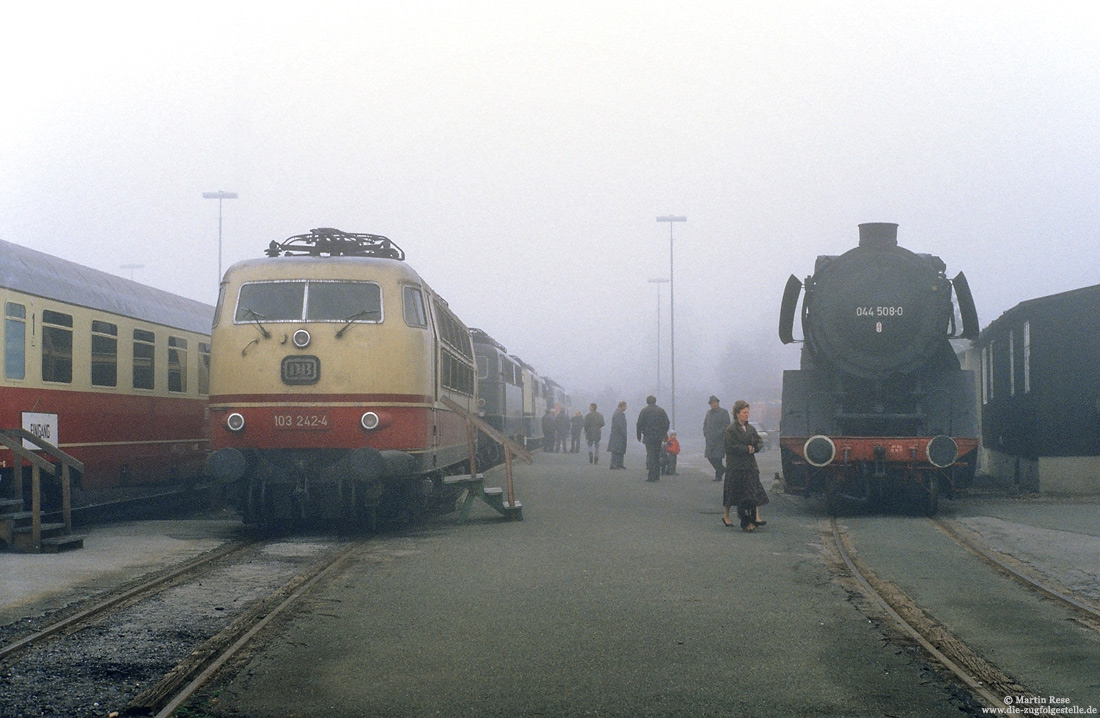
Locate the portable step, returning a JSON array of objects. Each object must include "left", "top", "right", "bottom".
[
  {"left": 40, "top": 534, "right": 86, "bottom": 553},
  {"left": 11, "top": 522, "right": 72, "bottom": 553},
  {"left": 0, "top": 511, "right": 34, "bottom": 548}
]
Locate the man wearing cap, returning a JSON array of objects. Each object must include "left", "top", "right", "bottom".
[{"left": 703, "top": 395, "right": 730, "bottom": 481}]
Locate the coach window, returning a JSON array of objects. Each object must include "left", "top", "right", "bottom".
[
  {"left": 133, "top": 329, "right": 155, "bottom": 390},
  {"left": 1008, "top": 330, "right": 1016, "bottom": 397},
  {"left": 199, "top": 342, "right": 211, "bottom": 395},
  {"left": 403, "top": 286, "right": 428, "bottom": 328},
  {"left": 42, "top": 310, "right": 73, "bottom": 384},
  {"left": 5, "top": 302, "right": 26, "bottom": 380},
  {"left": 168, "top": 336, "right": 188, "bottom": 393},
  {"left": 91, "top": 320, "right": 118, "bottom": 387}
]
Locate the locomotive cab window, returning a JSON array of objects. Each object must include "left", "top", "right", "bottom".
[
  {"left": 42, "top": 309, "right": 73, "bottom": 384},
  {"left": 5, "top": 302, "right": 26, "bottom": 380},
  {"left": 91, "top": 320, "right": 118, "bottom": 387},
  {"left": 234, "top": 281, "right": 381, "bottom": 323},
  {"left": 403, "top": 285, "right": 428, "bottom": 328},
  {"left": 199, "top": 342, "right": 211, "bottom": 395}
]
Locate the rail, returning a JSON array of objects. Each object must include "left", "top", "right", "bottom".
[
  {"left": 0, "top": 428, "right": 85, "bottom": 551},
  {"left": 440, "top": 396, "right": 530, "bottom": 520}
]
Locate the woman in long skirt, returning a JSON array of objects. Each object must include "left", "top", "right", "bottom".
[{"left": 722, "top": 400, "right": 769, "bottom": 531}]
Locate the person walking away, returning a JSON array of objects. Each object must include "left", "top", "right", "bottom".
[
  {"left": 607, "top": 401, "right": 628, "bottom": 469},
  {"left": 663, "top": 431, "right": 680, "bottom": 475},
  {"left": 555, "top": 409, "right": 571, "bottom": 453},
  {"left": 703, "top": 395, "right": 730, "bottom": 482},
  {"left": 636, "top": 395, "right": 671, "bottom": 482},
  {"left": 570, "top": 411, "right": 584, "bottom": 453},
  {"left": 583, "top": 403, "right": 606, "bottom": 463},
  {"left": 542, "top": 408, "right": 556, "bottom": 453},
  {"left": 722, "top": 400, "right": 769, "bottom": 530}
]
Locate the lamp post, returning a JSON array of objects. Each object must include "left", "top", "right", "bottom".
[
  {"left": 656, "top": 214, "right": 686, "bottom": 427},
  {"left": 203, "top": 190, "right": 238, "bottom": 287},
  {"left": 647, "top": 277, "right": 669, "bottom": 396}
]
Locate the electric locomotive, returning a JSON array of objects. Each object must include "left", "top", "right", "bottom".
[
  {"left": 205, "top": 229, "right": 477, "bottom": 528},
  {"left": 778, "top": 223, "right": 980, "bottom": 514},
  {"left": 471, "top": 328, "right": 526, "bottom": 466}
]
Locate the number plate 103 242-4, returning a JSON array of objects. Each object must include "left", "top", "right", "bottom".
[{"left": 273, "top": 413, "right": 330, "bottom": 430}]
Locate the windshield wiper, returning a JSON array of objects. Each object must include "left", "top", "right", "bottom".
[
  {"left": 336, "top": 309, "right": 380, "bottom": 338},
  {"left": 241, "top": 308, "right": 271, "bottom": 338}
]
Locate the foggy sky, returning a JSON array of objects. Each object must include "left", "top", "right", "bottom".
[{"left": 3, "top": 2, "right": 1099, "bottom": 424}]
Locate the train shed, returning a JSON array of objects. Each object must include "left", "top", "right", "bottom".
[{"left": 977, "top": 283, "right": 1100, "bottom": 494}]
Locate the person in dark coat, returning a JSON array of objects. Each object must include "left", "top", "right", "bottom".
[
  {"left": 636, "top": 395, "right": 671, "bottom": 482},
  {"left": 570, "top": 411, "right": 584, "bottom": 453},
  {"left": 554, "top": 409, "right": 571, "bottom": 453},
  {"left": 541, "top": 408, "right": 556, "bottom": 453},
  {"left": 722, "top": 399, "right": 769, "bottom": 530},
  {"left": 703, "top": 395, "right": 731, "bottom": 481},
  {"left": 607, "top": 401, "right": 628, "bottom": 469},
  {"left": 583, "top": 403, "right": 606, "bottom": 464}
]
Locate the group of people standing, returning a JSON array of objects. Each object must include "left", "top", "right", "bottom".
[
  {"left": 541, "top": 407, "right": 584, "bottom": 454},
  {"left": 543, "top": 394, "right": 768, "bottom": 531}
]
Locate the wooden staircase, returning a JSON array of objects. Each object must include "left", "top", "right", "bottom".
[{"left": 0, "top": 429, "right": 86, "bottom": 553}]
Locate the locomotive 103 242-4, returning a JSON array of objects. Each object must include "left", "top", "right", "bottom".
[
  {"left": 778, "top": 223, "right": 980, "bottom": 514},
  {"left": 204, "top": 228, "right": 565, "bottom": 530}
]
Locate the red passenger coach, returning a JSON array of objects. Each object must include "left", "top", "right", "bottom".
[
  {"left": 0, "top": 239, "right": 214, "bottom": 494},
  {"left": 205, "top": 229, "right": 477, "bottom": 528}
]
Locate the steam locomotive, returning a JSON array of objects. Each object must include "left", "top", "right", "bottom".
[{"left": 778, "top": 223, "right": 980, "bottom": 514}]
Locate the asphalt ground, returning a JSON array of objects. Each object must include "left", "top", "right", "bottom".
[{"left": 208, "top": 446, "right": 979, "bottom": 717}]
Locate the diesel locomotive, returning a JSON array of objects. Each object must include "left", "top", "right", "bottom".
[
  {"left": 778, "top": 223, "right": 980, "bottom": 514},
  {"left": 205, "top": 229, "right": 479, "bottom": 528}
]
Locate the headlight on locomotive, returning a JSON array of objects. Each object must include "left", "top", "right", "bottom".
[
  {"left": 804, "top": 435, "right": 836, "bottom": 467},
  {"left": 361, "top": 412, "right": 380, "bottom": 431},
  {"left": 925, "top": 435, "right": 958, "bottom": 469},
  {"left": 226, "top": 412, "right": 246, "bottom": 432},
  {"left": 292, "top": 329, "right": 311, "bottom": 348}
]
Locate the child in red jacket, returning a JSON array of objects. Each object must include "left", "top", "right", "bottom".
[{"left": 662, "top": 431, "right": 681, "bottom": 475}]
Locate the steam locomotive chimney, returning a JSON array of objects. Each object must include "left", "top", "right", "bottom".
[{"left": 858, "top": 222, "right": 898, "bottom": 248}]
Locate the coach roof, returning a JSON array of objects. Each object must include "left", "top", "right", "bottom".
[{"left": 0, "top": 238, "right": 213, "bottom": 335}]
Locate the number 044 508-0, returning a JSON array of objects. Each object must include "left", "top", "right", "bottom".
[{"left": 855, "top": 306, "right": 904, "bottom": 317}]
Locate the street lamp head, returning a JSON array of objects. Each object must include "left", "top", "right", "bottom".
[
  {"left": 647, "top": 277, "right": 669, "bottom": 284},
  {"left": 203, "top": 191, "right": 238, "bottom": 200},
  {"left": 656, "top": 215, "right": 687, "bottom": 223}
]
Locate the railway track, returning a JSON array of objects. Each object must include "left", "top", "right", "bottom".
[
  {"left": 0, "top": 536, "right": 363, "bottom": 717},
  {"left": 932, "top": 516, "right": 1100, "bottom": 631},
  {"left": 828, "top": 516, "right": 1035, "bottom": 711},
  {"left": 0, "top": 539, "right": 257, "bottom": 663}
]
